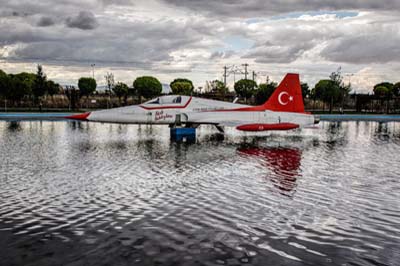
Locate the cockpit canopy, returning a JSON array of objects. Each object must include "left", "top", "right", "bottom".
[{"left": 143, "top": 95, "right": 190, "bottom": 106}]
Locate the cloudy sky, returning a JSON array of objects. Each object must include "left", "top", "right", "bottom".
[{"left": 0, "top": 0, "right": 399, "bottom": 92}]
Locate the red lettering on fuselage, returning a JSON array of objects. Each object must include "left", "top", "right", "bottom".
[{"left": 155, "top": 111, "right": 173, "bottom": 121}]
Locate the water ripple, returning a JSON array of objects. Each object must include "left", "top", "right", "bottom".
[{"left": 0, "top": 121, "right": 399, "bottom": 266}]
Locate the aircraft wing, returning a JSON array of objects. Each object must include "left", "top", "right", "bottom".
[
  {"left": 218, "top": 121, "right": 299, "bottom": 131},
  {"left": 186, "top": 113, "right": 300, "bottom": 132}
]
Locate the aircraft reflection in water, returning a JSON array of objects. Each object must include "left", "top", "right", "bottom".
[{"left": 238, "top": 147, "right": 302, "bottom": 194}]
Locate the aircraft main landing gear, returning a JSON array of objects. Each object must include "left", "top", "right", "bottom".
[{"left": 170, "top": 114, "right": 197, "bottom": 142}]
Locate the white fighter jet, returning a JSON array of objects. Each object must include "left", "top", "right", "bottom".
[{"left": 67, "top": 73, "right": 319, "bottom": 132}]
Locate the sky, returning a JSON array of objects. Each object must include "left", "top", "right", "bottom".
[{"left": 0, "top": 0, "right": 399, "bottom": 93}]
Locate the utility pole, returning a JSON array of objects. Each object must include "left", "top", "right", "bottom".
[
  {"left": 231, "top": 65, "right": 238, "bottom": 84},
  {"left": 223, "top": 66, "right": 228, "bottom": 87},
  {"left": 252, "top": 71, "right": 257, "bottom": 82},
  {"left": 91, "top": 63, "right": 95, "bottom": 79},
  {"left": 343, "top": 74, "right": 354, "bottom": 114},
  {"left": 242, "top": 63, "right": 249, "bottom": 80}
]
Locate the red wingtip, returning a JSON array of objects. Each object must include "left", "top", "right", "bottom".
[{"left": 66, "top": 112, "right": 91, "bottom": 121}]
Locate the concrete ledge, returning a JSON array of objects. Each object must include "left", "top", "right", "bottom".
[
  {"left": 0, "top": 113, "right": 73, "bottom": 121},
  {"left": 320, "top": 114, "right": 400, "bottom": 122}
]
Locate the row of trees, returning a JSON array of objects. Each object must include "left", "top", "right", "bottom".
[
  {"left": 104, "top": 73, "right": 162, "bottom": 103},
  {"left": 310, "top": 69, "right": 400, "bottom": 113},
  {"left": 372, "top": 81, "right": 400, "bottom": 113},
  {"left": 1, "top": 66, "right": 399, "bottom": 113},
  {"left": 0, "top": 67, "right": 333, "bottom": 110},
  {"left": 79, "top": 72, "right": 400, "bottom": 113},
  {"left": 104, "top": 75, "right": 192, "bottom": 103},
  {"left": 373, "top": 82, "right": 400, "bottom": 98},
  {"left": 0, "top": 66, "right": 60, "bottom": 105},
  {"left": 0, "top": 67, "right": 165, "bottom": 108},
  {"left": 0, "top": 65, "right": 100, "bottom": 109}
]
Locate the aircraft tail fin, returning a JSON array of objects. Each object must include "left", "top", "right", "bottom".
[{"left": 263, "top": 73, "right": 305, "bottom": 113}]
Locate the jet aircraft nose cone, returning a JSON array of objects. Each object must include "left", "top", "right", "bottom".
[{"left": 66, "top": 112, "right": 91, "bottom": 121}]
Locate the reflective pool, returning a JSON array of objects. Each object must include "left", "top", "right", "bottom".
[{"left": 0, "top": 121, "right": 399, "bottom": 266}]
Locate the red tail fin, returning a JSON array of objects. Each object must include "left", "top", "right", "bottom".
[{"left": 264, "top": 73, "right": 305, "bottom": 113}]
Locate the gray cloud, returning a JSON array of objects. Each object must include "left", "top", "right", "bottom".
[
  {"left": 244, "top": 42, "right": 315, "bottom": 64},
  {"left": 241, "top": 23, "right": 329, "bottom": 63},
  {"left": 99, "top": 0, "right": 134, "bottom": 6},
  {"left": 1, "top": 1, "right": 399, "bottom": 68},
  {"left": 0, "top": 10, "right": 29, "bottom": 17},
  {"left": 66, "top": 11, "right": 99, "bottom": 30},
  {"left": 37, "top": 16, "right": 55, "bottom": 27},
  {"left": 321, "top": 35, "right": 400, "bottom": 64},
  {"left": 237, "top": 11, "right": 400, "bottom": 64},
  {"left": 161, "top": 0, "right": 400, "bottom": 17},
  {"left": 210, "top": 50, "right": 235, "bottom": 60},
  {"left": 0, "top": 0, "right": 400, "bottom": 89},
  {"left": 1, "top": 14, "right": 212, "bottom": 71},
  {"left": 11, "top": 11, "right": 28, "bottom": 17},
  {"left": 0, "top": 1, "right": 92, "bottom": 18}
]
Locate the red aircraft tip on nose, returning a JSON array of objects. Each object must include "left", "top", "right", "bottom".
[{"left": 65, "top": 112, "right": 91, "bottom": 121}]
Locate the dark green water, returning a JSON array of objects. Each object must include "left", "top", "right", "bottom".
[{"left": 0, "top": 121, "right": 399, "bottom": 266}]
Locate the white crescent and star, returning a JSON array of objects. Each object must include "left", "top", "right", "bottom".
[{"left": 278, "top": 91, "right": 294, "bottom": 105}]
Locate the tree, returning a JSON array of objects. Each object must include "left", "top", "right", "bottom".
[
  {"left": 234, "top": 79, "right": 257, "bottom": 101},
  {"left": 329, "top": 68, "right": 351, "bottom": 112},
  {"left": 78, "top": 77, "right": 96, "bottom": 108},
  {"left": 0, "top": 70, "right": 8, "bottom": 97},
  {"left": 5, "top": 74, "right": 33, "bottom": 103},
  {"left": 15, "top": 72, "right": 35, "bottom": 96},
  {"left": 105, "top": 72, "right": 115, "bottom": 94},
  {"left": 373, "top": 82, "right": 394, "bottom": 113},
  {"left": 208, "top": 80, "right": 228, "bottom": 95},
  {"left": 78, "top": 77, "right": 97, "bottom": 98},
  {"left": 113, "top": 82, "right": 129, "bottom": 104},
  {"left": 254, "top": 82, "right": 277, "bottom": 105},
  {"left": 314, "top": 79, "right": 340, "bottom": 113},
  {"left": 65, "top": 86, "right": 79, "bottom": 110},
  {"left": 393, "top": 82, "right": 400, "bottom": 97},
  {"left": 46, "top": 80, "right": 60, "bottom": 96},
  {"left": 170, "top": 81, "right": 193, "bottom": 95},
  {"left": 133, "top": 76, "right": 162, "bottom": 101},
  {"left": 104, "top": 72, "right": 115, "bottom": 108},
  {"left": 170, "top": 78, "right": 194, "bottom": 91},
  {"left": 33, "top": 65, "right": 47, "bottom": 103},
  {"left": 301, "top": 82, "right": 310, "bottom": 99},
  {"left": 374, "top": 85, "right": 393, "bottom": 113},
  {"left": 374, "top": 85, "right": 391, "bottom": 98},
  {"left": 374, "top": 82, "right": 394, "bottom": 94}
]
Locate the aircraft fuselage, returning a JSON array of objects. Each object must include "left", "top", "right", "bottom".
[{"left": 68, "top": 74, "right": 319, "bottom": 132}]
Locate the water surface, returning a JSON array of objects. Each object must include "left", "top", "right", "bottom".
[{"left": 0, "top": 121, "right": 399, "bottom": 266}]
